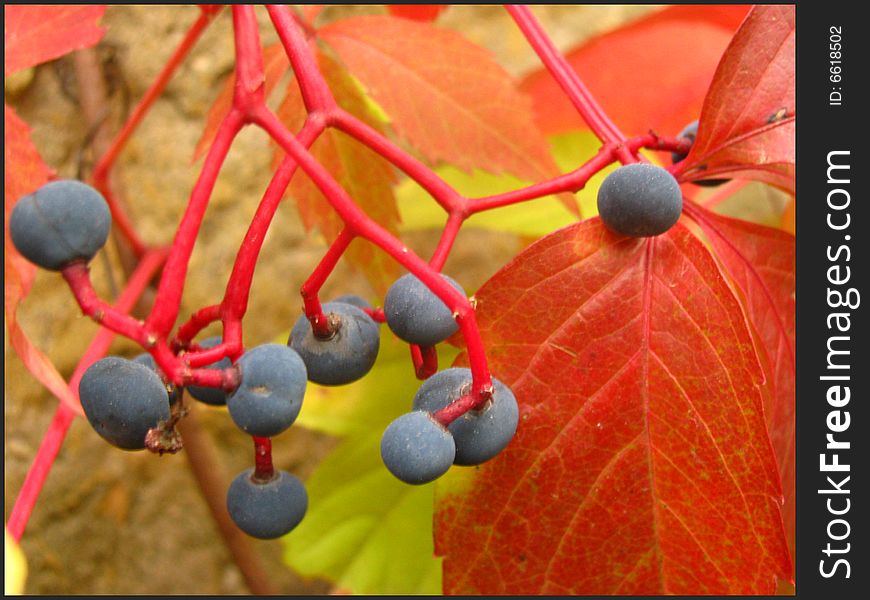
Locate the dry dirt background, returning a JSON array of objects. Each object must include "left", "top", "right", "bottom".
[{"left": 5, "top": 6, "right": 653, "bottom": 594}]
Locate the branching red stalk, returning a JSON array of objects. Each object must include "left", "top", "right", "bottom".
[
  {"left": 256, "top": 106, "right": 495, "bottom": 400},
  {"left": 8, "top": 248, "right": 167, "bottom": 541}
]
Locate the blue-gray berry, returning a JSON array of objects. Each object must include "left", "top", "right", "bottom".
[
  {"left": 9, "top": 180, "right": 111, "bottom": 271},
  {"left": 597, "top": 163, "right": 683, "bottom": 237},
  {"left": 226, "top": 468, "right": 308, "bottom": 539},
  {"left": 79, "top": 356, "right": 171, "bottom": 450},
  {"left": 227, "top": 344, "right": 307, "bottom": 437},
  {"left": 380, "top": 411, "right": 456, "bottom": 484},
  {"left": 384, "top": 273, "right": 465, "bottom": 347},
  {"left": 288, "top": 302, "right": 380, "bottom": 386}
]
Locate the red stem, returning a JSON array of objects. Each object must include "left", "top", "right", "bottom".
[
  {"left": 145, "top": 111, "right": 244, "bottom": 337},
  {"left": 332, "top": 110, "right": 463, "bottom": 213},
  {"left": 301, "top": 227, "right": 355, "bottom": 337},
  {"left": 256, "top": 106, "right": 494, "bottom": 400},
  {"left": 62, "top": 262, "right": 152, "bottom": 345},
  {"left": 506, "top": 5, "right": 625, "bottom": 147},
  {"left": 8, "top": 248, "right": 168, "bottom": 541},
  {"left": 252, "top": 437, "right": 275, "bottom": 482},
  {"left": 172, "top": 304, "right": 222, "bottom": 350},
  {"left": 411, "top": 345, "right": 439, "bottom": 380},
  {"left": 92, "top": 8, "right": 216, "bottom": 189},
  {"left": 429, "top": 213, "right": 463, "bottom": 271},
  {"left": 222, "top": 119, "right": 325, "bottom": 329},
  {"left": 266, "top": 4, "right": 336, "bottom": 114}
]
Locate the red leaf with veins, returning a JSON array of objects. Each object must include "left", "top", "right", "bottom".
[
  {"left": 4, "top": 104, "right": 80, "bottom": 413},
  {"left": 520, "top": 5, "right": 750, "bottom": 139},
  {"left": 436, "top": 219, "right": 791, "bottom": 594},
  {"left": 687, "top": 203, "right": 795, "bottom": 569},
  {"left": 4, "top": 5, "right": 107, "bottom": 75},
  {"left": 319, "top": 15, "right": 576, "bottom": 215},
  {"left": 677, "top": 6, "right": 795, "bottom": 192}
]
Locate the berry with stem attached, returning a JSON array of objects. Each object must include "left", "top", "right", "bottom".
[
  {"left": 226, "top": 468, "right": 308, "bottom": 539},
  {"left": 226, "top": 344, "right": 307, "bottom": 437},
  {"left": 380, "top": 411, "right": 456, "bottom": 484},
  {"left": 597, "top": 163, "right": 683, "bottom": 237},
  {"left": 414, "top": 367, "right": 519, "bottom": 466},
  {"left": 9, "top": 180, "right": 112, "bottom": 271},
  {"left": 79, "top": 356, "right": 172, "bottom": 450},
  {"left": 384, "top": 273, "right": 465, "bottom": 347},
  {"left": 289, "top": 301, "right": 380, "bottom": 386}
]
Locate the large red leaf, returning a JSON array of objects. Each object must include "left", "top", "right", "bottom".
[
  {"left": 319, "top": 16, "right": 570, "bottom": 197},
  {"left": 276, "top": 52, "right": 401, "bottom": 296},
  {"left": 520, "top": 6, "right": 750, "bottom": 139},
  {"left": 4, "top": 5, "right": 107, "bottom": 76},
  {"left": 194, "top": 43, "right": 290, "bottom": 160},
  {"left": 688, "top": 204, "right": 795, "bottom": 566},
  {"left": 4, "top": 104, "right": 80, "bottom": 413},
  {"left": 677, "top": 6, "right": 795, "bottom": 192},
  {"left": 436, "top": 219, "right": 791, "bottom": 594}
]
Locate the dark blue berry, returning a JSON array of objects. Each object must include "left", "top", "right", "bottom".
[
  {"left": 187, "top": 336, "right": 232, "bottom": 406},
  {"left": 597, "top": 163, "right": 683, "bottom": 237},
  {"left": 671, "top": 120, "right": 729, "bottom": 187},
  {"left": 413, "top": 367, "right": 518, "bottom": 466},
  {"left": 380, "top": 411, "right": 455, "bottom": 484},
  {"left": 79, "top": 356, "right": 171, "bottom": 450},
  {"left": 288, "top": 302, "right": 380, "bottom": 386},
  {"left": 9, "top": 180, "right": 111, "bottom": 271},
  {"left": 384, "top": 273, "right": 465, "bottom": 347},
  {"left": 132, "top": 352, "right": 180, "bottom": 405},
  {"left": 226, "top": 468, "right": 308, "bottom": 539},
  {"left": 227, "top": 344, "right": 307, "bottom": 437}
]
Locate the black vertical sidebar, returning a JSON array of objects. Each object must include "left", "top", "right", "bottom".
[{"left": 796, "top": 1, "right": 867, "bottom": 598}]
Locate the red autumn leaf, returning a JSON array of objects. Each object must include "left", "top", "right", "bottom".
[
  {"left": 4, "top": 104, "right": 80, "bottom": 414},
  {"left": 520, "top": 5, "right": 750, "bottom": 139},
  {"left": 4, "top": 5, "right": 107, "bottom": 76},
  {"left": 319, "top": 15, "right": 576, "bottom": 215},
  {"left": 276, "top": 52, "right": 401, "bottom": 295},
  {"left": 436, "top": 219, "right": 791, "bottom": 594},
  {"left": 676, "top": 6, "right": 795, "bottom": 192},
  {"left": 194, "top": 43, "right": 290, "bottom": 160},
  {"left": 687, "top": 204, "right": 795, "bottom": 567},
  {"left": 386, "top": 5, "right": 445, "bottom": 22}
]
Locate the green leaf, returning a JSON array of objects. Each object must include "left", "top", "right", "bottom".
[{"left": 283, "top": 330, "right": 459, "bottom": 594}]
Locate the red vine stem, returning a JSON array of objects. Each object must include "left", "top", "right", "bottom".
[
  {"left": 145, "top": 110, "right": 244, "bottom": 339},
  {"left": 256, "top": 106, "right": 494, "bottom": 405},
  {"left": 506, "top": 5, "right": 627, "bottom": 153},
  {"left": 301, "top": 227, "right": 355, "bottom": 337},
  {"left": 90, "top": 9, "right": 218, "bottom": 258},
  {"left": 252, "top": 437, "right": 275, "bottom": 482},
  {"left": 7, "top": 248, "right": 168, "bottom": 541}
]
